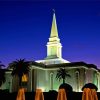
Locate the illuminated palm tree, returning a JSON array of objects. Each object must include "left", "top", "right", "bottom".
[
  {"left": 56, "top": 68, "right": 71, "bottom": 84},
  {"left": 8, "top": 59, "right": 31, "bottom": 87},
  {"left": 0, "top": 61, "right": 5, "bottom": 87}
]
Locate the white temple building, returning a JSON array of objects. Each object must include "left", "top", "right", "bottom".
[{"left": 2, "top": 12, "right": 100, "bottom": 92}]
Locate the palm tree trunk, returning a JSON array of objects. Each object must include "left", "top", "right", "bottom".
[{"left": 63, "top": 79, "right": 65, "bottom": 84}]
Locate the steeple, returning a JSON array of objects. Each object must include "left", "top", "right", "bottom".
[
  {"left": 50, "top": 10, "right": 58, "bottom": 38},
  {"left": 46, "top": 11, "right": 62, "bottom": 59}
]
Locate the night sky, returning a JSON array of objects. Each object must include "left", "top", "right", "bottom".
[{"left": 0, "top": 0, "right": 100, "bottom": 68}]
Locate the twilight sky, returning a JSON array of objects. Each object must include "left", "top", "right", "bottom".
[{"left": 0, "top": 0, "right": 100, "bottom": 68}]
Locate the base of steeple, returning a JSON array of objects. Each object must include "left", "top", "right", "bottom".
[
  {"left": 36, "top": 58, "right": 70, "bottom": 65},
  {"left": 45, "top": 55, "right": 59, "bottom": 60}
]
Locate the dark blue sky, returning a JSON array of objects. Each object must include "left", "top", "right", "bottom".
[{"left": 0, "top": 0, "right": 100, "bottom": 68}]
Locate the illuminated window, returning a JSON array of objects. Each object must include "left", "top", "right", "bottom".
[{"left": 50, "top": 47, "right": 56, "bottom": 55}]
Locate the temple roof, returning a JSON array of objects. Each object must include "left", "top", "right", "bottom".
[{"left": 31, "top": 61, "right": 99, "bottom": 71}]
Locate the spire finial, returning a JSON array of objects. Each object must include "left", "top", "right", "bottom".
[{"left": 52, "top": 9, "right": 55, "bottom": 13}]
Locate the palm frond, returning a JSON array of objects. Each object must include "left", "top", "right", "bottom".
[
  {"left": 8, "top": 58, "right": 31, "bottom": 86},
  {"left": 56, "top": 68, "right": 71, "bottom": 83},
  {"left": 8, "top": 58, "right": 31, "bottom": 77}
]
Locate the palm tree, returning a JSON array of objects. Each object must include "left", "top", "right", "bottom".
[
  {"left": 8, "top": 59, "right": 31, "bottom": 87},
  {"left": 0, "top": 61, "right": 5, "bottom": 87},
  {"left": 56, "top": 68, "right": 71, "bottom": 84}
]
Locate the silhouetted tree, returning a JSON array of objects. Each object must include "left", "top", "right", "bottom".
[
  {"left": 56, "top": 68, "right": 71, "bottom": 84},
  {"left": 8, "top": 59, "right": 31, "bottom": 87},
  {"left": 0, "top": 69, "right": 6, "bottom": 87},
  {"left": 0, "top": 61, "right": 5, "bottom": 87},
  {"left": 82, "top": 83, "right": 98, "bottom": 91},
  {"left": 59, "top": 83, "right": 73, "bottom": 92}
]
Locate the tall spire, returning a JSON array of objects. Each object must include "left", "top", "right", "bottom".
[
  {"left": 50, "top": 10, "right": 58, "bottom": 38},
  {"left": 46, "top": 11, "right": 62, "bottom": 59}
]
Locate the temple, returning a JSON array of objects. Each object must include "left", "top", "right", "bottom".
[{"left": 2, "top": 12, "right": 100, "bottom": 92}]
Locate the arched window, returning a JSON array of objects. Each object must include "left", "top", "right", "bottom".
[
  {"left": 96, "top": 73, "right": 99, "bottom": 91},
  {"left": 75, "top": 70, "right": 80, "bottom": 92},
  {"left": 50, "top": 72, "right": 54, "bottom": 90}
]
